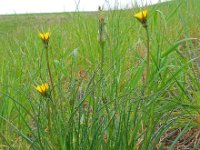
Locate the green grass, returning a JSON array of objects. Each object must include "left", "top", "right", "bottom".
[{"left": 0, "top": 0, "right": 200, "bottom": 149}]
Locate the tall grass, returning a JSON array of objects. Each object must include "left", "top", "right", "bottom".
[{"left": 0, "top": 0, "right": 200, "bottom": 149}]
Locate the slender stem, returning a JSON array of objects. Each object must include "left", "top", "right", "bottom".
[
  {"left": 100, "top": 42, "right": 104, "bottom": 81},
  {"left": 100, "top": 42, "right": 104, "bottom": 101},
  {"left": 47, "top": 101, "right": 51, "bottom": 131},
  {"left": 145, "top": 27, "right": 150, "bottom": 91},
  {"left": 45, "top": 45, "right": 54, "bottom": 131},
  {"left": 100, "top": 42, "right": 110, "bottom": 120},
  {"left": 45, "top": 46, "right": 55, "bottom": 99},
  {"left": 98, "top": 10, "right": 110, "bottom": 119}
]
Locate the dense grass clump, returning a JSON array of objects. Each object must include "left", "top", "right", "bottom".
[{"left": 0, "top": 0, "right": 200, "bottom": 149}]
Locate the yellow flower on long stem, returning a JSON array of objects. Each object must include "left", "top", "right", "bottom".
[
  {"left": 38, "top": 31, "right": 55, "bottom": 100},
  {"left": 36, "top": 83, "right": 51, "bottom": 130},
  {"left": 134, "top": 10, "right": 148, "bottom": 26},
  {"left": 134, "top": 9, "right": 150, "bottom": 94},
  {"left": 39, "top": 32, "right": 51, "bottom": 44},
  {"left": 36, "top": 83, "right": 49, "bottom": 95}
]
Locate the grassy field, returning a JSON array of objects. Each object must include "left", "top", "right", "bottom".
[{"left": 0, "top": 0, "right": 200, "bottom": 149}]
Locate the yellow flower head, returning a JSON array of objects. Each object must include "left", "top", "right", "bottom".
[
  {"left": 36, "top": 83, "right": 49, "bottom": 95},
  {"left": 39, "top": 32, "right": 51, "bottom": 44},
  {"left": 134, "top": 10, "right": 148, "bottom": 25}
]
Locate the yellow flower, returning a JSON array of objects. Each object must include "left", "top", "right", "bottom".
[
  {"left": 36, "top": 83, "right": 49, "bottom": 95},
  {"left": 134, "top": 10, "right": 148, "bottom": 25},
  {"left": 39, "top": 32, "right": 51, "bottom": 44}
]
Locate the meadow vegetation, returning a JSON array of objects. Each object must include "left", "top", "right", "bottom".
[{"left": 0, "top": 0, "right": 200, "bottom": 149}]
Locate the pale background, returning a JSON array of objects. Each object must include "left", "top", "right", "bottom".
[{"left": 0, "top": 0, "right": 168, "bottom": 15}]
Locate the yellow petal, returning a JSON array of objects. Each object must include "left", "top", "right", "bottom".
[
  {"left": 44, "top": 83, "right": 49, "bottom": 90},
  {"left": 36, "top": 86, "right": 42, "bottom": 93},
  {"left": 36, "top": 83, "right": 49, "bottom": 94},
  {"left": 44, "top": 32, "right": 50, "bottom": 40},
  {"left": 134, "top": 10, "right": 148, "bottom": 23},
  {"left": 39, "top": 33, "right": 45, "bottom": 40},
  {"left": 39, "top": 32, "right": 50, "bottom": 41}
]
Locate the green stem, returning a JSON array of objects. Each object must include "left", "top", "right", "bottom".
[
  {"left": 145, "top": 27, "right": 150, "bottom": 93},
  {"left": 100, "top": 42, "right": 110, "bottom": 120},
  {"left": 47, "top": 101, "right": 51, "bottom": 131},
  {"left": 100, "top": 42, "right": 104, "bottom": 82},
  {"left": 100, "top": 42, "right": 104, "bottom": 102},
  {"left": 45, "top": 46, "right": 55, "bottom": 100}
]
